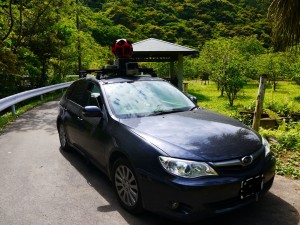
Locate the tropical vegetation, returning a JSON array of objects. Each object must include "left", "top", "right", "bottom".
[{"left": 0, "top": 0, "right": 272, "bottom": 98}]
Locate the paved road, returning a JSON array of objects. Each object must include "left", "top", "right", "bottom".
[{"left": 0, "top": 100, "right": 299, "bottom": 225}]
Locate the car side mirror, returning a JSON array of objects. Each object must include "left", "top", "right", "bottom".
[
  {"left": 187, "top": 94, "right": 197, "bottom": 104},
  {"left": 82, "top": 106, "right": 103, "bottom": 117}
]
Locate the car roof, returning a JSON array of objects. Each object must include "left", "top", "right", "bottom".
[{"left": 84, "top": 75, "right": 165, "bottom": 85}]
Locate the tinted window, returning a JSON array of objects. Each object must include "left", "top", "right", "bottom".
[{"left": 67, "top": 80, "right": 89, "bottom": 106}]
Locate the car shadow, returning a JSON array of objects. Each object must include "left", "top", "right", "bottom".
[{"left": 60, "top": 149, "right": 299, "bottom": 225}]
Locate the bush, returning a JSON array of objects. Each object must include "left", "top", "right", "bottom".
[
  {"left": 260, "top": 122, "right": 300, "bottom": 179},
  {"left": 294, "top": 75, "right": 300, "bottom": 85}
]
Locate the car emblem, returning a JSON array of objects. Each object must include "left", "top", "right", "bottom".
[{"left": 241, "top": 155, "right": 253, "bottom": 166}]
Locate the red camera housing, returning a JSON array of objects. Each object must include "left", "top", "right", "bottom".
[{"left": 112, "top": 39, "right": 133, "bottom": 58}]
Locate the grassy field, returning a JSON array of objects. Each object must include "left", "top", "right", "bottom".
[
  {"left": 187, "top": 79, "right": 300, "bottom": 179},
  {"left": 188, "top": 79, "right": 300, "bottom": 118}
]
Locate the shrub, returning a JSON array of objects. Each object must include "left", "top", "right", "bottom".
[{"left": 260, "top": 122, "right": 300, "bottom": 179}]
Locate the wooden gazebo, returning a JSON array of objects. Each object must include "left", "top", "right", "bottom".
[{"left": 132, "top": 38, "right": 197, "bottom": 90}]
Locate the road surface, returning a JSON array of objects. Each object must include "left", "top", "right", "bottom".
[{"left": 0, "top": 100, "right": 299, "bottom": 225}]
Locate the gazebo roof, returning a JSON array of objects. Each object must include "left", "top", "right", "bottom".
[{"left": 132, "top": 38, "right": 197, "bottom": 62}]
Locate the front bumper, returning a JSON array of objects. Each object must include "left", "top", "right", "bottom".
[{"left": 137, "top": 155, "right": 276, "bottom": 221}]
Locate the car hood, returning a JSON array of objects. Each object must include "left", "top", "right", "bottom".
[{"left": 119, "top": 109, "right": 262, "bottom": 161}]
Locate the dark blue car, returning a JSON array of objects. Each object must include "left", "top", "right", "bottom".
[{"left": 57, "top": 75, "right": 276, "bottom": 221}]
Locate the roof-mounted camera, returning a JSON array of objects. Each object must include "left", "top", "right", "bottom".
[{"left": 80, "top": 38, "right": 156, "bottom": 79}]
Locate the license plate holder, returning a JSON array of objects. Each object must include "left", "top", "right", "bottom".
[{"left": 240, "top": 174, "right": 264, "bottom": 200}]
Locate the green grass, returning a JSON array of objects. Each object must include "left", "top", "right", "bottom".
[
  {"left": 0, "top": 91, "right": 63, "bottom": 132},
  {"left": 187, "top": 79, "right": 300, "bottom": 179},
  {"left": 188, "top": 80, "right": 300, "bottom": 117}
]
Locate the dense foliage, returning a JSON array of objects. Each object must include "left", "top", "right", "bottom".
[
  {"left": 261, "top": 122, "right": 300, "bottom": 179},
  {"left": 0, "top": 0, "right": 271, "bottom": 97}
]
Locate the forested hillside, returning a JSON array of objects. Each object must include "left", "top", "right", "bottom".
[
  {"left": 85, "top": 0, "right": 271, "bottom": 47},
  {"left": 0, "top": 0, "right": 295, "bottom": 98}
]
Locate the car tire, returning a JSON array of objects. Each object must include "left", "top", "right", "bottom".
[
  {"left": 112, "top": 158, "right": 143, "bottom": 214},
  {"left": 58, "top": 122, "right": 71, "bottom": 152}
]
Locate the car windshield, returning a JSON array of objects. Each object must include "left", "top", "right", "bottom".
[{"left": 104, "top": 80, "right": 195, "bottom": 118}]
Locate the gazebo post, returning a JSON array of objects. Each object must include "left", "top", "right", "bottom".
[
  {"left": 170, "top": 61, "right": 175, "bottom": 83},
  {"left": 177, "top": 54, "right": 183, "bottom": 90}
]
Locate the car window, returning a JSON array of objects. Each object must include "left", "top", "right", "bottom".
[
  {"left": 67, "top": 80, "right": 103, "bottom": 108},
  {"left": 103, "top": 80, "right": 195, "bottom": 118},
  {"left": 67, "top": 81, "right": 86, "bottom": 106}
]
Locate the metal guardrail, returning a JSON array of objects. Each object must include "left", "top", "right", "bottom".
[{"left": 0, "top": 82, "right": 73, "bottom": 115}]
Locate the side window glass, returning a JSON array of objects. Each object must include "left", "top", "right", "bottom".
[
  {"left": 68, "top": 80, "right": 88, "bottom": 107},
  {"left": 65, "top": 83, "right": 74, "bottom": 99}
]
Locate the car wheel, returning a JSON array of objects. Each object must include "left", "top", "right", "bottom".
[
  {"left": 58, "top": 122, "right": 71, "bottom": 152},
  {"left": 113, "top": 158, "right": 143, "bottom": 214}
]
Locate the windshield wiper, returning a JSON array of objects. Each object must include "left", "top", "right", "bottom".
[
  {"left": 189, "top": 106, "right": 199, "bottom": 111},
  {"left": 150, "top": 109, "right": 186, "bottom": 116}
]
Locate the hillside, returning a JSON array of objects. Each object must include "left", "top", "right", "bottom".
[{"left": 83, "top": 0, "right": 271, "bottom": 48}]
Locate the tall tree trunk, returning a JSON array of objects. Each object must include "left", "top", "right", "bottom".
[
  {"left": 39, "top": 59, "right": 48, "bottom": 87},
  {"left": 15, "top": 0, "right": 23, "bottom": 48},
  {"left": 273, "top": 80, "right": 276, "bottom": 91},
  {"left": 1, "top": 0, "right": 14, "bottom": 42},
  {"left": 76, "top": 0, "right": 82, "bottom": 77}
]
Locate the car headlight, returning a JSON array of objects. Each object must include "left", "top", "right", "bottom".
[
  {"left": 262, "top": 137, "right": 271, "bottom": 157},
  {"left": 159, "top": 156, "right": 218, "bottom": 178}
]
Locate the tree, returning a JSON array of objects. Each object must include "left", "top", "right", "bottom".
[
  {"left": 0, "top": 0, "right": 14, "bottom": 42},
  {"left": 0, "top": 40, "right": 19, "bottom": 98},
  {"left": 0, "top": 41, "right": 16, "bottom": 74},
  {"left": 199, "top": 38, "right": 240, "bottom": 97},
  {"left": 254, "top": 51, "right": 294, "bottom": 91},
  {"left": 224, "top": 63, "right": 246, "bottom": 106},
  {"left": 268, "top": 0, "right": 300, "bottom": 50},
  {"left": 199, "top": 37, "right": 246, "bottom": 106}
]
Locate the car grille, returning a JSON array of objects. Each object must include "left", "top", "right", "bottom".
[{"left": 210, "top": 147, "right": 265, "bottom": 176}]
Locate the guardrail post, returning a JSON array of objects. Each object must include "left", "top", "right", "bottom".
[
  {"left": 183, "top": 82, "right": 188, "bottom": 94},
  {"left": 11, "top": 105, "right": 16, "bottom": 115},
  {"left": 40, "top": 95, "right": 44, "bottom": 101}
]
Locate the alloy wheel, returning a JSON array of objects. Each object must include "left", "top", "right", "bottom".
[{"left": 114, "top": 165, "right": 139, "bottom": 207}]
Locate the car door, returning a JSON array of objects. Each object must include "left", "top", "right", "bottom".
[
  {"left": 77, "top": 82, "right": 110, "bottom": 168},
  {"left": 64, "top": 80, "right": 90, "bottom": 149}
]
